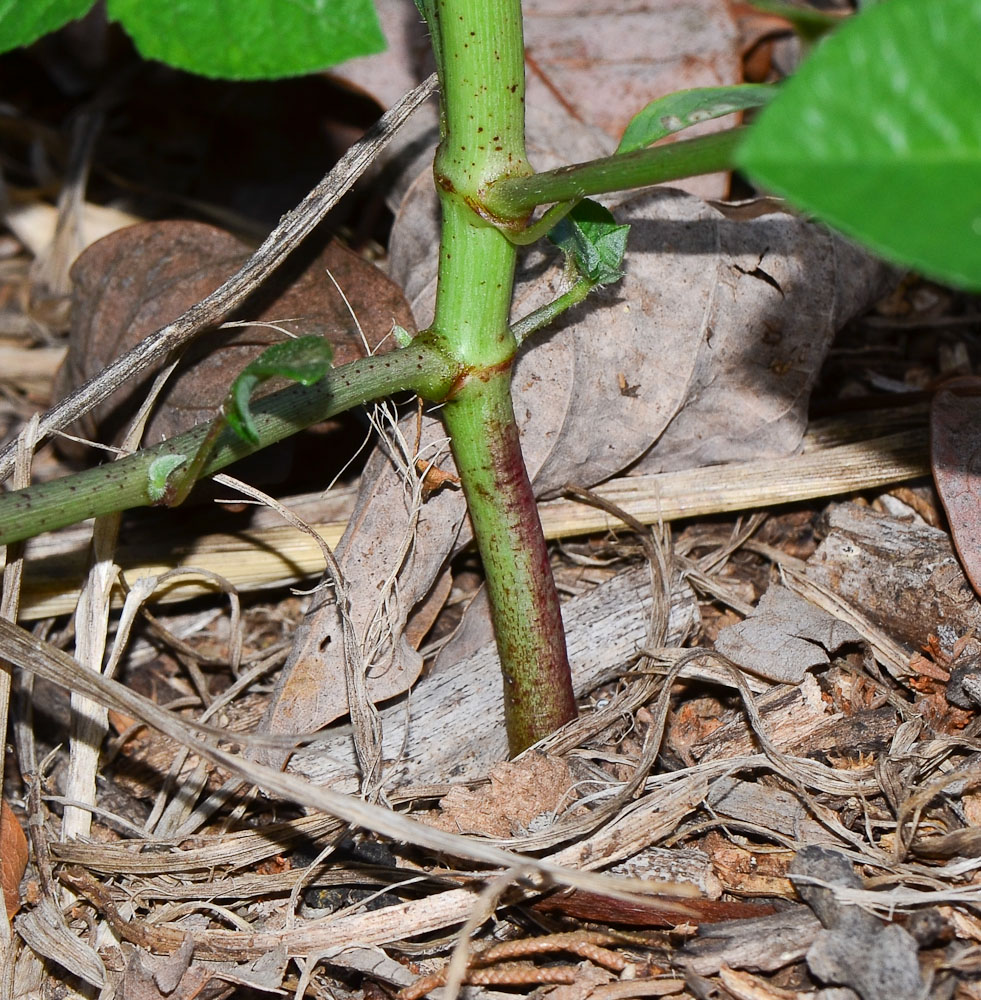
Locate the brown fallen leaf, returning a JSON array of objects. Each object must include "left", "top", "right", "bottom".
[
  {"left": 532, "top": 888, "right": 776, "bottom": 929},
  {"left": 1, "top": 797, "right": 28, "bottom": 922},
  {"left": 58, "top": 220, "right": 414, "bottom": 454},
  {"left": 394, "top": 186, "right": 894, "bottom": 490},
  {"left": 522, "top": 0, "right": 742, "bottom": 199}
]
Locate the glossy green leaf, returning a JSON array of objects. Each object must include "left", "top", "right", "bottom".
[
  {"left": 0, "top": 0, "right": 97, "bottom": 53},
  {"left": 106, "top": 0, "right": 385, "bottom": 80},
  {"left": 227, "top": 336, "right": 333, "bottom": 444},
  {"left": 547, "top": 200, "right": 630, "bottom": 286},
  {"left": 738, "top": 0, "right": 981, "bottom": 291},
  {"left": 617, "top": 85, "right": 776, "bottom": 155}
]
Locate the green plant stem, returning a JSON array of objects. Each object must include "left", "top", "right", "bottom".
[
  {"left": 484, "top": 127, "right": 744, "bottom": 217},
  {"left": 0, "top": 340, "right": 457, "bottom": 546},
  {"left": 511, "top": 278, "right": 593, "bottom": 347},
  {"left": 426, "top": 0, "right": 577, "bottom": 753},
  {"left": 442, "top": 367, "right": 577, "bottom": 749}
]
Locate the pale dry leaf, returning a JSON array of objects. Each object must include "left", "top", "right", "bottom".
[
  {"left": 630, "top": 201, "right": 897, "bottom": 474},
  {"left": 522, "top": 0, "right": 742, "bottom": 198},
  {"left": 394, "top": 185, "right": 894, "bottom": 491},
  {"left": 714, "top": 585, "right": 864, "bottom": 685},
  {"left": 931, "top": 377, "right": 981, "bottom": 599},
  {"left": 258, "top": 412, "right": 468, "bottom": 746}
]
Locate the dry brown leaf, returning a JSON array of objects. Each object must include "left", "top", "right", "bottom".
[
  {"left": 58, "top": 220, "right": 414, "bottom": 452},
  {"left": 394, "top": 187, "right": 893, "bottom": 490},
  {"left": 1, "top": 797, "right": 28, "bottom": 922},
  {"left": 931, "top": 377, "right": 981, "bottom": 601},
  {"left": 522, "top": 0, "right": 741, "bottom": 199},
  {"left": 257, "top": 412, "right": 469, "bottom": 746},
  {"left": 533, "top": 889, "right": 776, "bottom": 928}
]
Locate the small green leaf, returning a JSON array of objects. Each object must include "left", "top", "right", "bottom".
[
  {"left": 146, "top": 454, "right": 187, "bottom": 502},
  {"left": 0, "top": 0, "right": 97, "bottom": 54},
  {"left": 226, "top": 336, "right": 333, "bottom": 445},
  {"left": 392, "top": 324, "right": 414, "bottom": 347},
  {"left": 106, "top": 0, "right": 385, "bottom": 80},
  {"left": 737, "top": 0, "right": 981, "bottom": 292},
  {"left": 617, "top": 85, "right": 776, "bottom": 155},
  {"left": 547, "top": 200, "right": 630, "bottom": 286}
]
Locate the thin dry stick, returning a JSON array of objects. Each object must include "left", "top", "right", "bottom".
[
  {"left": 0, "top": 73, "right": 438, "bottom": 483},
  {"left": 11, "top": 428, "right": 927, "bottom": 620},
  {"left": 63, "top": 358, "right": 181, "bottom": 841},
  {"left": 0, "top": 415, "right": 38, "bottom": 952}
]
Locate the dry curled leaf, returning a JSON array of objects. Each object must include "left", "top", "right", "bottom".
[{"left": 1, "top": 797, "right": 28, "bottom": 921}]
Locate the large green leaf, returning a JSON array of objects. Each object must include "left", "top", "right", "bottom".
[
  {"left": 107, "top": 0, "right": 385, "bottom": 80},
  {"left": 0, "top": 0, "right": 97, "bottom": 53},
  {"left": 738, "top": 0, "right": 981, "bottom": 291}
]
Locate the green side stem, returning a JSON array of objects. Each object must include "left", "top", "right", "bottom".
[
  {"left": 0, "top": 340, "right": 457, "bottom": 546},
  {"left": 484, "top": 127, "right": 744, "bottom": 217},
  {"left": 426, "top": 0, "right": 577, "bottom": 753},
  {"left": 511, "top": 278, "right": 592, "bottom": 347}
]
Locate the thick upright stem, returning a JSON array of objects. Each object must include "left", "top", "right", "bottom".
[
  {"left": 442, "top": 370, "right": 577, "bottom": 750},
  {"left": 427, "top": 0, "right": 577, "bottom": 753}
]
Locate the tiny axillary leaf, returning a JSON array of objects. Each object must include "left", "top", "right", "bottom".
[{"left": 547, "top": 200, "right": 629, "bottom": 286}]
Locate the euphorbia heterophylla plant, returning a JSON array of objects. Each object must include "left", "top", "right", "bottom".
[{"left": 0, "top": 0, "right": 977, "bottom": 755}]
